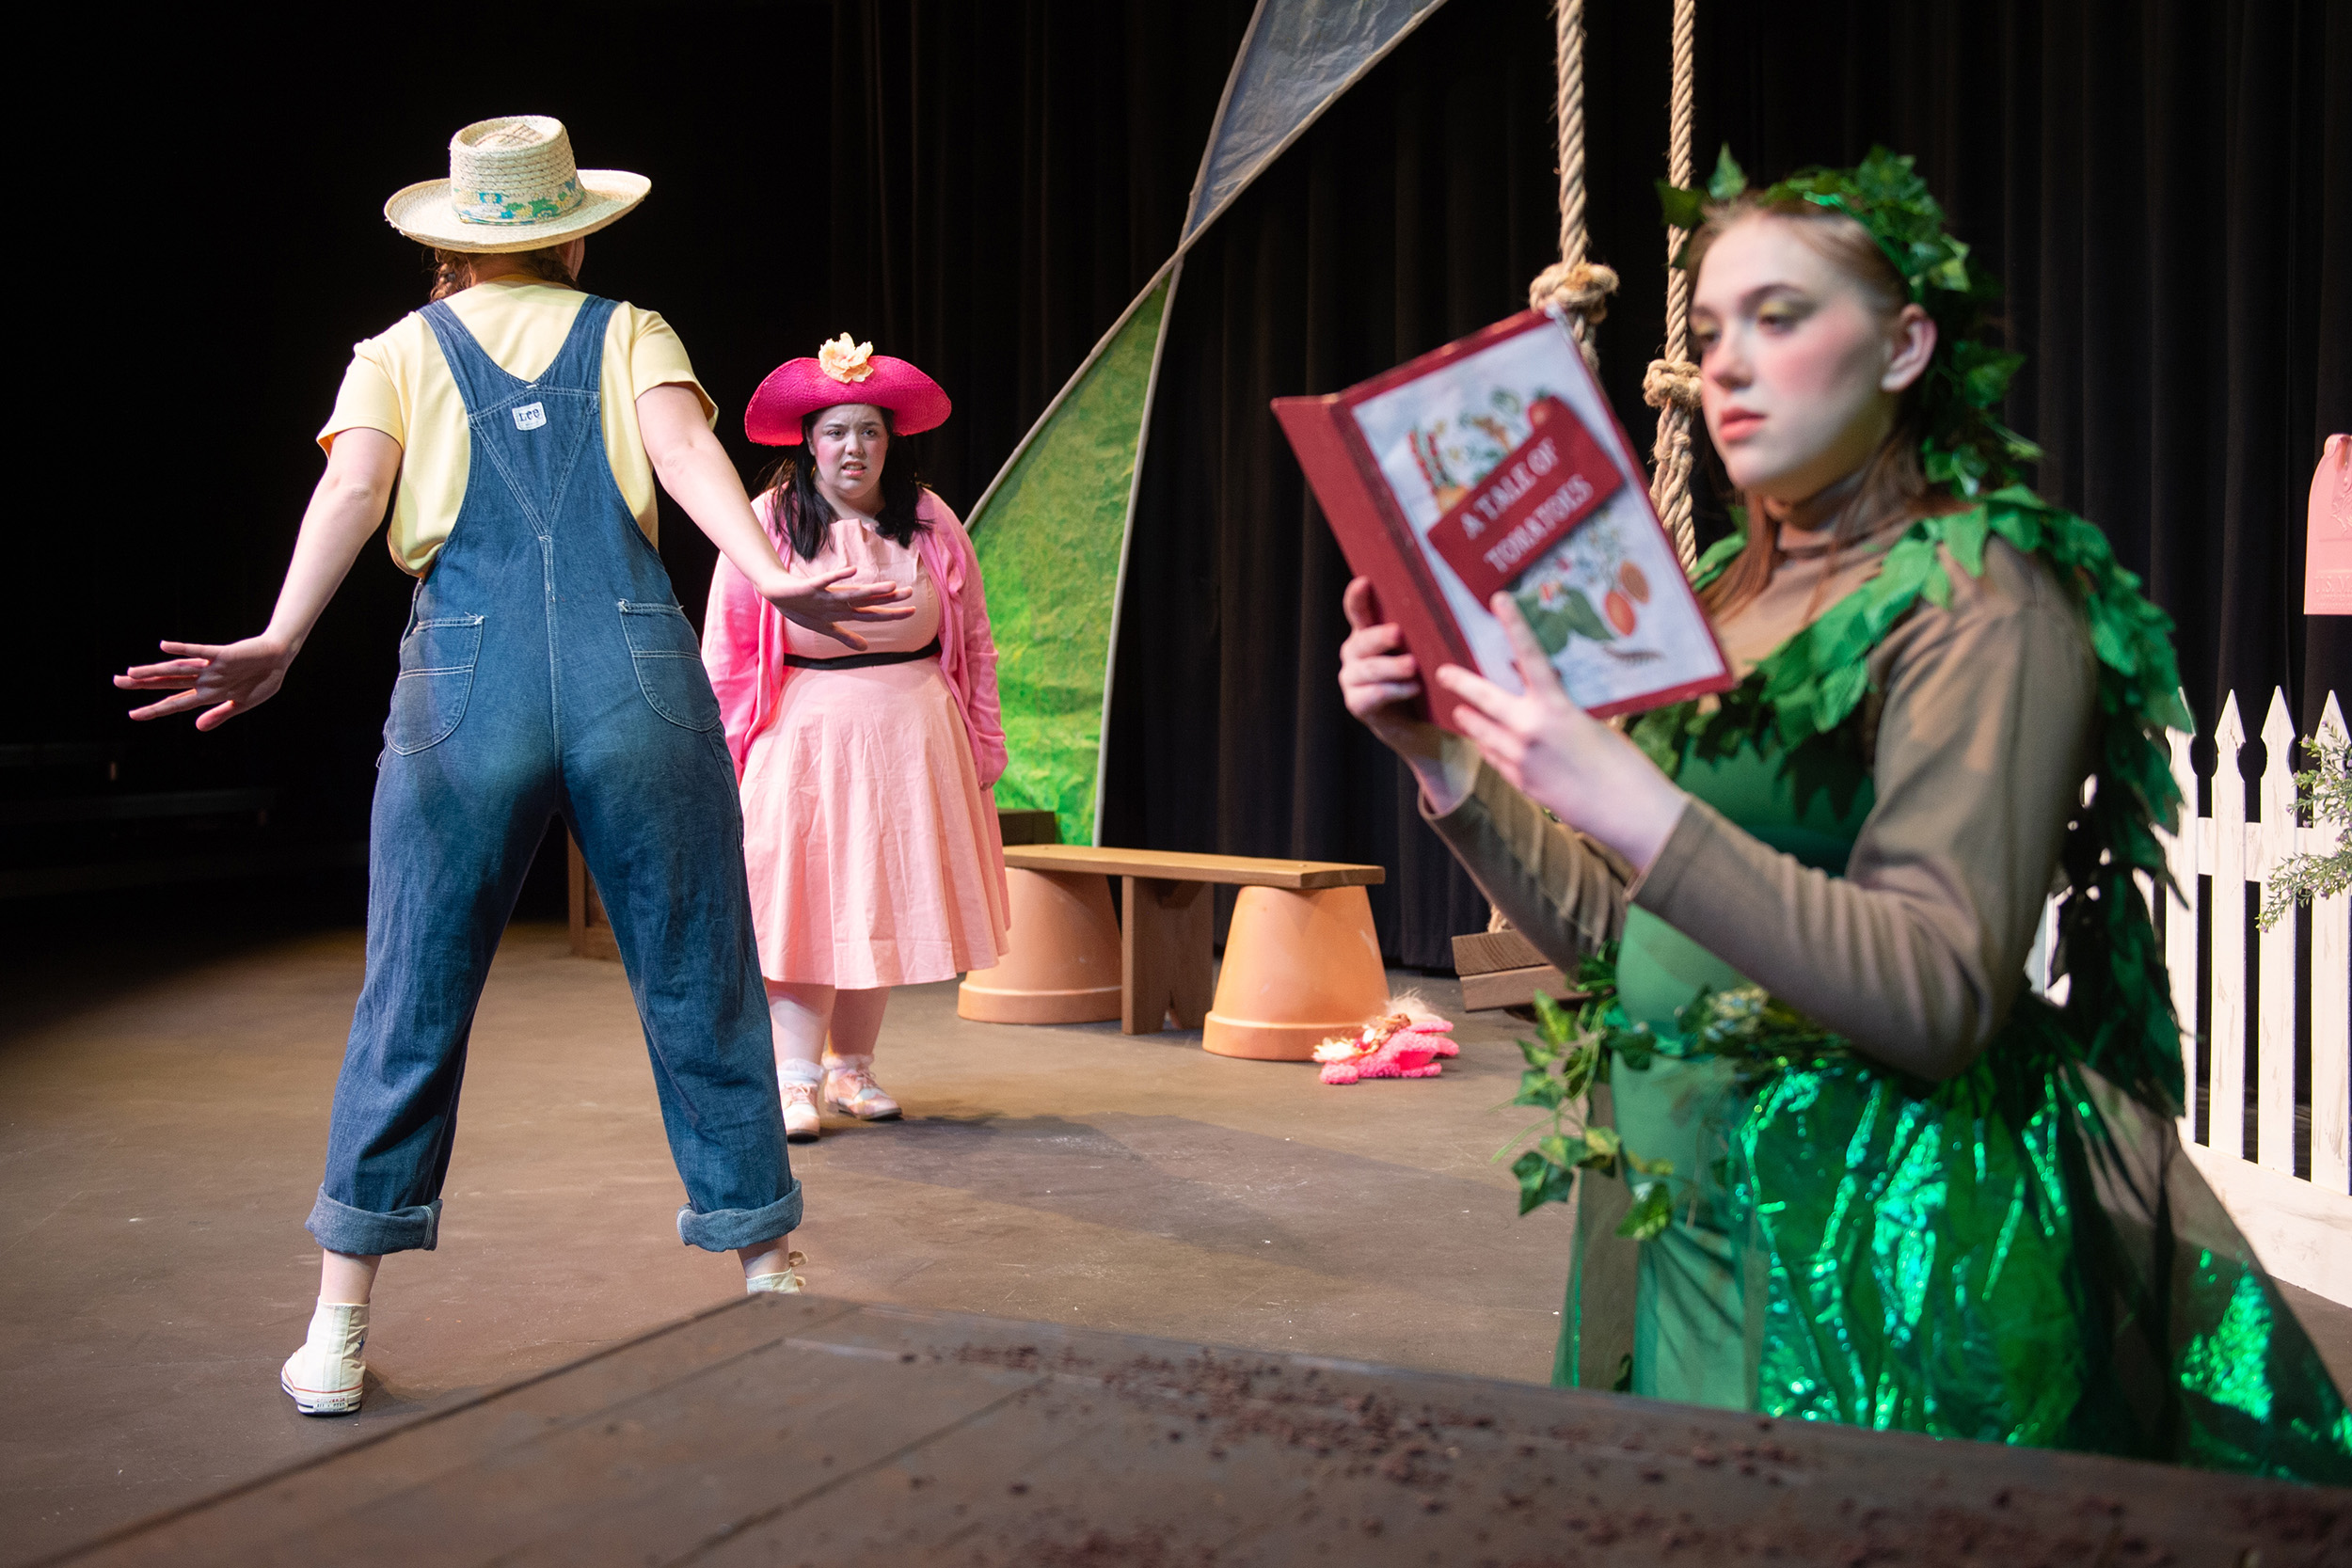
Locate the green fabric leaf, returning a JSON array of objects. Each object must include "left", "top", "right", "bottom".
[
  {"left": 1691, "top": 529, "right": 1747, "bottom": 588},
  {"left": 1511, "top": 1149, "right": 1578, "bottom": 1215},
  {"left": 1617, "top": 1180, "right": 1676, "bottom": 1240},
  {"left": 1535, "top": 1132, "right": 1587, "bottom": 1168},
  {"left": 1920, "top": 561, "right": 1954, "bottom": 609},
  {"left": 1944, "top": 510, "right": 1991, "bottom": 577},
  {"left": 1515, "top": 1066, "right": 1567, "bottom": 1110},
  {"left": 1656, "top": 180, "right": 1707, "bottom": 231},
  {"left": 1706, "top": 143, "right": 1747, "bottom": 200},
  {"left": 1529, "top": 989, "right": 1573, "bottom": 1043}
]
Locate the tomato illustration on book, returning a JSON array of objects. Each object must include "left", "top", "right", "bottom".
[
  {"left": 1604, "top": 587, "right": 1637, "bottom": 635},
  {"left": 1603, "top": 561, "right": 1648, "bottom": 635}
]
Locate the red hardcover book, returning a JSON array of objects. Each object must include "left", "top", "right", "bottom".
[{"left": 1275, "top": 309, "right": 1734, "bottom": 729}]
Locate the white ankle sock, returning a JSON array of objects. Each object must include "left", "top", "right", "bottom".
[{"left": 778, "top": 1058, "right": 824, "bottom": 1086}]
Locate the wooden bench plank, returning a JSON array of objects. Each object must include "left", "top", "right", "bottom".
[{"left": 1002, "top": 844, "right": 1384, "bottom": 889}]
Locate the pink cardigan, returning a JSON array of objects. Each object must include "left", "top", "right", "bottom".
[{"left": 700, "top": 489, "right": 1009, "bottom": 788}]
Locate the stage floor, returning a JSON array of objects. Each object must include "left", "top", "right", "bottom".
[
  {"left": 7, "top": 918, "right": 2349, "bottom": 1562},
  {"left": 2, "top": 919, "right": 1582, "bottom": 1561}
]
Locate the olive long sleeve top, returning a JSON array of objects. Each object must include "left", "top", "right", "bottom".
[{"left": 1424, "top": 525, "right": 2097, "bottom": 1082}]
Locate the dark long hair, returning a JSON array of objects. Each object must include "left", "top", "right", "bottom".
[
  {"left": 1687, "top": 196, "right": 1950, "bottom": 620},
  {"left": 425, "top": 244, "right": 579, "bottom": 302},
  {"left": 758, "top": 407, "right": 931, "bottom": 562}
]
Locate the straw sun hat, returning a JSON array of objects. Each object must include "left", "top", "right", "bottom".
[{"left": 384, "top": 116, "right": 649, "bottom": 254}]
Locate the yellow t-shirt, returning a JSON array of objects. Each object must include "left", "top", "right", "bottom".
[{"left": 317, "top": 278, "right": 718, "bottom": 577}]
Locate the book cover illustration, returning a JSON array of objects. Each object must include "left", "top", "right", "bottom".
[{"left": 1340, "top": 314, "right": 1729, "bottom": 716}]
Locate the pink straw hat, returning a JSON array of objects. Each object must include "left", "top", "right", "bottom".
[{"left": 745, "top": 334, "right": 952, "bottom": 446}]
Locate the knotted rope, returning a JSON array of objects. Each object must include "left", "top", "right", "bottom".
[
  {"left": 1644, "top": 0, "right": 1701, "bottom": 572},
  {"left": 1534, "top": 0, "right": 1616, "bottom": 369},
  {"left": 1529, "top": 259, "right": 1621, "bottom": 342}
]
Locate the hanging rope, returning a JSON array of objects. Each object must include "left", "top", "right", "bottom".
[
  {"left": 1644, "top": 0, "right": 1701, "bottom": 573},
  {"left": 1529, "top": 0, "right": 1617, "bottom": 369}
]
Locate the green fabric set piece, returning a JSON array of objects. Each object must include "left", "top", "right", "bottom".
[
  {"left": 1515, "top": 150, "right": 2352, "bottom": 1484},
  {"left": 968, "top": 278, "right": 1170, "bottom": 845}
]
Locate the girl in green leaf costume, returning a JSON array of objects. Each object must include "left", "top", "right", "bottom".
[{"left": 1336, "top": 148, "right": 2349, "bottom": 1481}]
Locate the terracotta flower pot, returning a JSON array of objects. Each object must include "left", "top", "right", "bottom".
[
  {"left": 1201, "top": 885, "right": 1390, "bottom": 1060},
  {"left": 957, "top": 869, "right": 1123, "bottom": 1023}
]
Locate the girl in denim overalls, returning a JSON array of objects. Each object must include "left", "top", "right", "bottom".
[{"left": 119, "top": 118, "right": 916, "bottom": 1415}]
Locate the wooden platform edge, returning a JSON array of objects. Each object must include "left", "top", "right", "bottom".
[
  {"left": 62, "top": 1295, "right": 2348, "bottom": 1566},
  {"left": 1459, "top": 964, "right": 1581, "bottom": 1012}
]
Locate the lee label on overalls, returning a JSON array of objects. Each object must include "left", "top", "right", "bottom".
[{"left": 512, "top": 402, "right": 547, "bottom": 431}]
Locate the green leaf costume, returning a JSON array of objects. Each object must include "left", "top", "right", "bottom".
[{"left": 1512, "top": 150, "right": 2350, "bottom": 1482}]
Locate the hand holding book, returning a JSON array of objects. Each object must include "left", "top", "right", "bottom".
[
  {"left": 1432, "top": 593, "right": 1690, "bottom": 876},
  {"left": 1336, "top": 576, "right": 1474, "bottom": 811}
]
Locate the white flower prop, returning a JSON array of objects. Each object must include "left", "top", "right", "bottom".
[{"left": 818, "top": 333, "right": 877, "bottom": 384}]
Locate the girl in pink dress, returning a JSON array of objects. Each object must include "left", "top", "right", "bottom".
[{"left": 703, "top": 338, "right": 1009, "bottom": 1140}]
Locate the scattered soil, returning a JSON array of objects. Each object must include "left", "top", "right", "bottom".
[{"left": 942, "top": 1338, "right": 2346, "bottom": 1567}]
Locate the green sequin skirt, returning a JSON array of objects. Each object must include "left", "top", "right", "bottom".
[{"left": 1561, "top": 1002, "right": 2352, "bottom": 1484}]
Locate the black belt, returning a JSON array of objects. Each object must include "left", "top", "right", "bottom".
[{"left": 783, "top": 636, "right": 942, "bottom": 671}]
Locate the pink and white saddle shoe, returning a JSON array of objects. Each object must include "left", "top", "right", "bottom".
[
  {"left": 780, "top": 1078, "right": 822, "bottom": 1142},
  {"left": 823, "top": 1055, "right": 901, "bottom": 1121}
]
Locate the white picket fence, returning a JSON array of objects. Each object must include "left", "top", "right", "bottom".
[{"left": 2032, "top": 689, "right": 2350, "bottom": 1306}]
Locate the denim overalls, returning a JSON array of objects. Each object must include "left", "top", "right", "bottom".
[{"left": 305, "top": 293, "right": 801, "bottom": 1257}]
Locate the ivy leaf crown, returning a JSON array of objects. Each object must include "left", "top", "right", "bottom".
[{"left": 1658, "top": 145, "right": 2042, "bottom": 499}]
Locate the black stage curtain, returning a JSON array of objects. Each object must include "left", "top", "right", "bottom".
[
  {"left": 36, "top": 2, "right": 1254, "bottom": 890},
  {"left": 31, "top": 2, "right": 2345, "bottom": 962}
]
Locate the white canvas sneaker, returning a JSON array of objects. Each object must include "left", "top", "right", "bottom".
[
  {"left": 280, "top": 1301, "right": 368, "bottom": 1416},
  {"left": 746, "top": 1250, "right": 810, "bottom": 1294}
]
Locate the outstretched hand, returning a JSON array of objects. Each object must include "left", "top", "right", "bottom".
[
  {"left": 116, "top": 636, "right": 295, "bottom": 730},
  {"left": 1432, "top": 594, "right": 1688, "bottom": 874},
  {"left": 763, "top": 565, "right": 916, "bottom": 653}
]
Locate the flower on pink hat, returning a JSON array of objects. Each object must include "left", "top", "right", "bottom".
[{"left": 817, "top": 333, "right": 876, "bottom": 384}]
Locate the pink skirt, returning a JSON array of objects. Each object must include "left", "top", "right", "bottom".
[{"left": 740, "top": 659, "right": 1008, "bottom": 988}]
